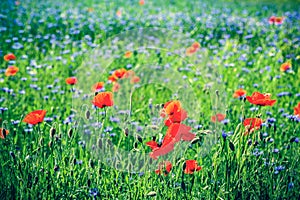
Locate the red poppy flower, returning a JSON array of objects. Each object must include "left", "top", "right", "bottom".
[
  {"left": 294, "top": 102, "right": 300, "bottom": 116},
  {"left": 0, "top": 128, "right": 9, "bottom": 139},
  {"left": 164, "top": 109, "right": 188, "bottom": 126},
  {"left": 23, "top": 110, "right": 47, "bottom": 125},
  {"left": 124, "top": 51, "right": 132, "bottom": 58},
  {"left": 113, "top": 68, "right": 127, "bottom": 79},
  {"left": 268, "top": 16, "right": 276, "bottom": 24},
  {"left": 280, "top": 62, "right": 291, "bottom": 72},
  {"left": 130, "top": 76, "right": 140, "bottom": 84},
  {"left": 108, "top": 74, "right": 118, "bottom": 82},
  {"left": 139, "top": 0, "right": 145, "bottom": 5},
  {"left": 164, "top": 100, "right": 181, "bottom": 116},
  {"left": 4, "top": 53, "right": 16, "bottom": 61},
  {"left": 65, "top": 77, "right": 77, "bottom": 85},
  {"left": 5, "top": 66, "right": 19, "bottom": 76},
  {"left": 149, "top": 124, "right": 195, "bottom": 159},
  {"left": 191, "top": 42, "right": 200, "bottom": 50},
  {"left": 166, "top": 123, "right": 195, "bottom": 141},
  {"left": 211, "top": 113, "right": 226, "bottom": 123},
  {"left": 161, "top": 100, "right": 188, "bottom": 126},
  {"left": 186, "top": 46, "right": 197, "bottom": 56},
  {"left": 92, "top": 82, "right": 104, "bottom": 92},
  {"left": 275, "top": 17, "right": 284, "bottom": 25},
  {"left": 233, "top": 88, "right": 246, "bottom": 98},
  {"left": 243, "top": 118, "right": 263, "bottom": 134},
  {"left": 246, "top": 92, "right": 276, "bottom": 106},
  {"left": 149, "top": 139, "right": 175, "bottom": 159},
  {"left": 92, "top": 92, "right": 114, "bottom": 108},
  {"left": 146, "top": 140, "right": 159, "bottom": 151},
  {"left": 116, "top": 10, "right": 122, "bottom": 17},
  {"left": 184, "top": 160, "right": 202, "bottom": 174},
  {"left": 155, "top": 161, "right": 172, "bottom": 175}
]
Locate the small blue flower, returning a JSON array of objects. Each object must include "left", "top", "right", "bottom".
[
  {"left": 221, "top": 131, "right": 227, "bottom": 139},
  {"left": 288, "top": 182, "right": 294, "bottom": 190},
  {"left": 273, "top": 148, "right": 279, "bottom": 153},
  {"left": 89, "top": 188, "right": 99, "bottom": 197}
]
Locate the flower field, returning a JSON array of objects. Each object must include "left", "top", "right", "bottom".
[{"left": 0, "top": 0, "right": 299, "bottom": 199}]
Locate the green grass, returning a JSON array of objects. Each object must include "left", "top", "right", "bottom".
[{"left": 0, "top": 0, "right": 299, "bottom": 199}]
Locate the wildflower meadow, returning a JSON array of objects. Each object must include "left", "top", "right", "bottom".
[{"left": 0, "top": 0, "right": 299, "bottom": 199}]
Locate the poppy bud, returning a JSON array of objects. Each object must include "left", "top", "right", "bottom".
[
  {"left": 268, "top": 123, "right": 272, "bottom": 129},
  {"left": 89, "top": 159, "right": 94, "bottom": 168},
  {"left": 9, "top": 151, "right": 16, "bottom": 160},
  {"left": 54, "top": 165, "right": 59, "bottom": 172},
  {"left": 49, "top": 127, "right": 56, "bottom": 138},
  {"left": 98, "top": 166, "right": 102, "bottom": 175},
  {"left": 134, "top": 142, "right": 138, "bottom": 148},
  {"left": 34, "top": 176, "right": 39, "bottom": 184},
  {"left": 229, "top": 141, "right": 235, "bottom": 151},
  {"left": 2, "top": 128, "right": 7, "bottom": 139},
  {"left": 215, "top": 90, "right": 219, "bottom": 97},
  {"left": 68, "top": 128, "right": 73, "bottom": 138},
  {"left": 97, "top": 138, "right": 102, "bottom": 148},
  {"left": 181, "top": 181, "right": 186, "bottom": 191},
  {"left": 290, "top": 137, "right": 296, "bottom": 143},
  {"left": 137, "top": 135, "right": 143, "bottom": 143},
  {"left": 85, "top": 110, "right": 90, "bottom": 120},
  {"left": 124, "top": 128, "right": 129, "bottom": 137},
  {"left": 55, "top": 136, "right": 60, "bottom": 142},
  {"left": 247, "top": 139, "right": 252, "bottom": 146},
  {"left": 182, "top": 162, "right": 186, "bottom": 171}
]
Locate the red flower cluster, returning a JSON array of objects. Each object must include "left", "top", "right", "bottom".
[
  {"left": 3, "top": 53, "right": 19, "bottom": 77},
  {"left": 108, "top": 68, "right": 140, "bottom": 92},
  {"left": 146, "top": 100, "right": 195, "bottom": 159},
  {"left": 246, "top": 92, "right": 276, "bottom": 106},
  {"left": 186, "top": 42, "right": 200, "bottom": 56},
  {"left": 243, "top": 118, "right": 263, "bottom": 135},
  {"left": 268, "top": 16, "right": 284, "bottom": 25},
  {"left": 184, "top": 160, "right": 202, "bottom": 174}
]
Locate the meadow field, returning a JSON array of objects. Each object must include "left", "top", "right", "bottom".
[{"left": 0, "top": 0, "right": 299, "bottom": 199}]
